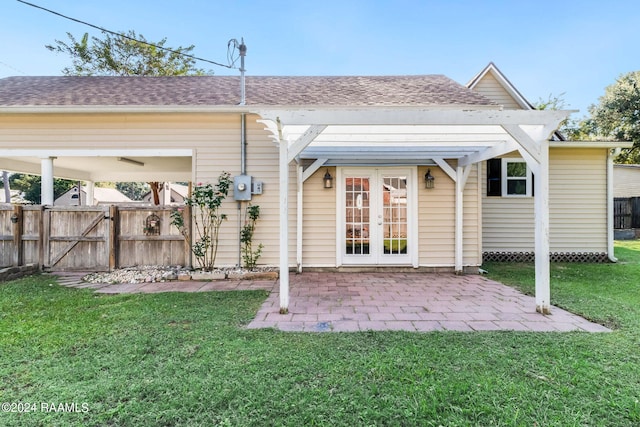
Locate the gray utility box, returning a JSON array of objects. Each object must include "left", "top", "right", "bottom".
[{"left": 233, "top": 175, "right": 252, "bottom": 201}]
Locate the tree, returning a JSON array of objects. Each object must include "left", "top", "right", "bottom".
[
  {"left": 171, "top": 172, "right": 232, "bottom": 271},
  {"left": 586, "top": 71, "right": 640, "bottom": 163},
  {"left": 9, "top": 173, "right": 75, "bottom": 204},
  {"left": 114, "top": 182, "right": 149, "bottom": 201},
  {"left": 46, "top": 30, "right": 208, "bottom": 76},
  {"left": 533, "top": 93, "right": 582, "bottom": 139},
  {"left": 47, "top": 30, "right": 209, "bottom": 203}
]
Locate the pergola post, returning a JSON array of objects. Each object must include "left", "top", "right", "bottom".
[
  {"left": 40, "top": 156, "right": 55, "bottom": 205},
  {"left": 454, "top": 164, "right": 471, "bottom": 274},
  {"left": 296, "top": 164, "right": 303, "bottom": 273},
  {"left": 279, "top": 139, "right": 290, "bottom": 313},
  {"left": 455, "top": 166, "right": 464, "bottom": 273},
  {"left": 534, "top": 140, "right": 551, "bottom": 314}
]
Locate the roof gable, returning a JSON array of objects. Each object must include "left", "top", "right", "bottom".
[{"left": 466, "top": 62, "right": 533, "bottom": 110}]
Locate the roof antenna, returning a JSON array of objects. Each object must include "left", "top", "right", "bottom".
[{"left": 228, "top": 38, "right": 247, "bottom": 105}]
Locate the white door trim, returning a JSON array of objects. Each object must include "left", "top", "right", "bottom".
[{"left": 336, "top": 167, "right": 418, "bottom": 267}]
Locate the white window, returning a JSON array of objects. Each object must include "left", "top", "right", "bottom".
[{"left": 501, "top": 158, "right": 532, "bottom": 197}]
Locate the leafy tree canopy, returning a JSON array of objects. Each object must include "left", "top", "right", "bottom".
[
  {"left": 585, "top": 71, "right": 640, "bottom": 163},
  {"left": 9, "top": 173, "right": 75, "bottom": 204},
  {"left": 46, "top": 30, "right": 206, "bottom": 204},
  {"left": 46, "top": 30, "right": 209, "bottom": 76}
]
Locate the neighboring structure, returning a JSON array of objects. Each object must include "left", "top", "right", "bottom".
[
  {"left": 141, "top": 183, "right": 189, "bottom": 205},
  {"left": 0, "top": 65, "right": 630, "bottom": 314},
  {"left": 613, "top": 164, "right": 640, "bottom": 198},
  {"left": 54, "top": 185, "right": 132, "bottom": 206},
  {"left": 613, "top": 164, "right": 640, "bottom": 237},
  {"left": 0, "top": 189, "right": 27, "bottom": 204}
]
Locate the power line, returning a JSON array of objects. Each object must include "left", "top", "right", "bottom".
[
  {"left": 0, "top": 61, "right": 27, "bottom": 75},
  {"left": 17, "top": 0, "right": 235, "bottom": 70}
]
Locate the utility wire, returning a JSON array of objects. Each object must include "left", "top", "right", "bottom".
[{"left": 17, "top": 0, "right": 235, "bottom": 69}]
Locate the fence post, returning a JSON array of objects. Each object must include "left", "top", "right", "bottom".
[
  {"left": 41, "top": 206, "right": 50, "bottom": 269},
  {"left": 109, "top": 205, "right": 118, "bottom": 271},
  {"left": 11, "top": 205, "right": 23, "bottom": 267},
  {"left": 632, "top": 197, "right": 640, "bottom": 229}
]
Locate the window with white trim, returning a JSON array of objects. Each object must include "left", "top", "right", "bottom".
[{"left": 502, "top": 158, "right": 532, "bottom": 197}]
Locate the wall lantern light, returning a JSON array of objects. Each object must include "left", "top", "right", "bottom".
[
  {"left": 425, "top": 169, "right": 435, "bottom": 189},
  {"left": 323, "top": 170, "right": 333, "bottom": 189},
  {"left": 10, "top": 213, "right": 19, "bottom": 224}
]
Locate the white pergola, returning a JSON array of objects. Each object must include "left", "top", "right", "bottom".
[{"left": 256, "top": 107, "right": 572, "bottom": 315}]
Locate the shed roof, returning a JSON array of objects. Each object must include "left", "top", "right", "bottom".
[{"left": 0, "top": 75, "right": 497, "bottom": 107}]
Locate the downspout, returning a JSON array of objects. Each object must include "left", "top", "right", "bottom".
[
  {"left": 238, "top": 112, "right": 247, "bottom": 267},
  {"left": 238, "top": 39, "right": 247, "bottom": 267},
  {"left": 607, "top": 148, "right": 621, "bottom": 262}
]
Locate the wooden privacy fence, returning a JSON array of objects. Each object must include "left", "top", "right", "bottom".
[
  {"left": 614, "top": 197, "right": 640, "bottom": 229},
  {"left": 0, "top": 205, "right": 191, "bottom": 271}
]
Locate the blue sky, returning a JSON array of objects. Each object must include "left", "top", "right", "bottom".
[{"left": 1, "top": 0, "right": 639, "bottom": 118}]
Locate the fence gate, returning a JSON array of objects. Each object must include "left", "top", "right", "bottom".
[{"left": 43, "top": 206, "right": 111, "bottom": 271}]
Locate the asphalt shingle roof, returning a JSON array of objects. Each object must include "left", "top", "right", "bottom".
[{"left": 0, "top": 75, "right": 497, "bottom": 107}]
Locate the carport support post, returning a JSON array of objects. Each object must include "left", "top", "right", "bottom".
[
  {"left": 85, "top": 181, "right": 95, "bottom": 206},
  {"left": 40, "top": 156, "right": 55, "bottom": 206},
  {"left": 279, "top": 139, "right": 290, "bottom": 313},
  {"left": 535, "top": 141, "right": 551, "bottom": 314}
]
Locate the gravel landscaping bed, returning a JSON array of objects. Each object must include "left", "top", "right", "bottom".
[{"left": 82, "top": 266, "right": 276, "bottom": 284}]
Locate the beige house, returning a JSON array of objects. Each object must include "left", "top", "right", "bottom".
[
  {"left": 54, "top": 185, "right": 132, "bottom": 206},
  {"left": 0, "top": 64, "right": 630, "bottom": 313},
  {"left": 141, "top": 183, "right": 189, "bottom": 205},
  {"left": 613, "top": 164, "right": 640, "bottom": 198}
]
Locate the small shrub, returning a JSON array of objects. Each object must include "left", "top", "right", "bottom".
[
  {"left": 240, "top": 204, "right": 263, "bottom": 270},
  {"left": 171, "top": 172, "right": 232, "bottom": 271}
]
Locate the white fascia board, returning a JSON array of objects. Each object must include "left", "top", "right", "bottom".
[
  {"left": 0, "top": 149, "right": 192, "bottom": 157},
  {"left": 550, "top": 141, "right": 634, "bottom": 149},
  {"left": 0, "top": 106, "right": 253, "bottom": 114}
]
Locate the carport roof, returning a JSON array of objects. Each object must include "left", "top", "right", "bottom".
[{"left": 0, "top": 75, "right": 497, "bottom": 107}]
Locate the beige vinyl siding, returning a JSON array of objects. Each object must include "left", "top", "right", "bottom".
[
  {"left": 613, "top": 165, "right": 640, "bottom": 198},
  {"left": 418, "top": 164, "right": 481, "bottom": 267},
  {"left": 302, "top": 167, "right": 337, "bottom": 266},
  {"left": 550, "top": 148, "right": 607, "bottom": 252},
  {"left": 195, "top": 115, "right": 297, "bottom": 267},
  {"left": 463, "top": 163, "right": 481, "bottom": 264},
  {"left": 482, "top": 148, "right": 608, "bottom": 254},
  {"left": 0, "top": 113, "right": 296, "bottom": 268},
  {"left": 469, "top": 72, "right": 521, "bottom": 109}
]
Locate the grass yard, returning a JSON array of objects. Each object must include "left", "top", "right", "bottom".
[{"left": 1, "top": 242, "right": 640, "bottom": 426}]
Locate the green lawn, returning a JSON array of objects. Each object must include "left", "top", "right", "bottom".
[{"left": 1, "top": 243, "right": 640, "bottom": 426}]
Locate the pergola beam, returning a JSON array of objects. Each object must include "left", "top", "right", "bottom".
[
  {"left": 257, "top": 109, "right": 573, "bottom": 127},
  {"left": 287, "top": 125, "right": 327, "bottom": 163},
  {"left": 302, "top": 158, "right": 328, "bottom": 183},
  {"left": 458, "top": 140, "right": 517, "bottom": 167},
  {"left": 501, "top": 124, "right": 541, "bottom": 164}
]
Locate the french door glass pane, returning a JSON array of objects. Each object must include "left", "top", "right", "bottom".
[
  {"left": 345, "top": 177, "right": 370, "bottom": 254},
  {"left": 382, "top": 176, "right": 407, "bottom": 255}
]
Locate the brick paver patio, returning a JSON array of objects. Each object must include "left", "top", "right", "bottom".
[
  {"left": 54, "top": 271, "right": 610, "bottom": 333},
  {"left": 247, "top": 272, "right": 610, "bottom": 333}
]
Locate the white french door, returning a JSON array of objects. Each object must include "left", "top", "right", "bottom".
[{"left": 338, "top": 167, "right": 416, "bottom": 266}]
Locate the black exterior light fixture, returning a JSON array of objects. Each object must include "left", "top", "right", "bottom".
[
  {"left": 323, "top": 170, "right": 333, "bottom": 189},
  {"left": 10, "top": 213, "right": 19, "bottom": 224},
  {"left": 425, "top": 169, "right": 435, "bottom": 189}
]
